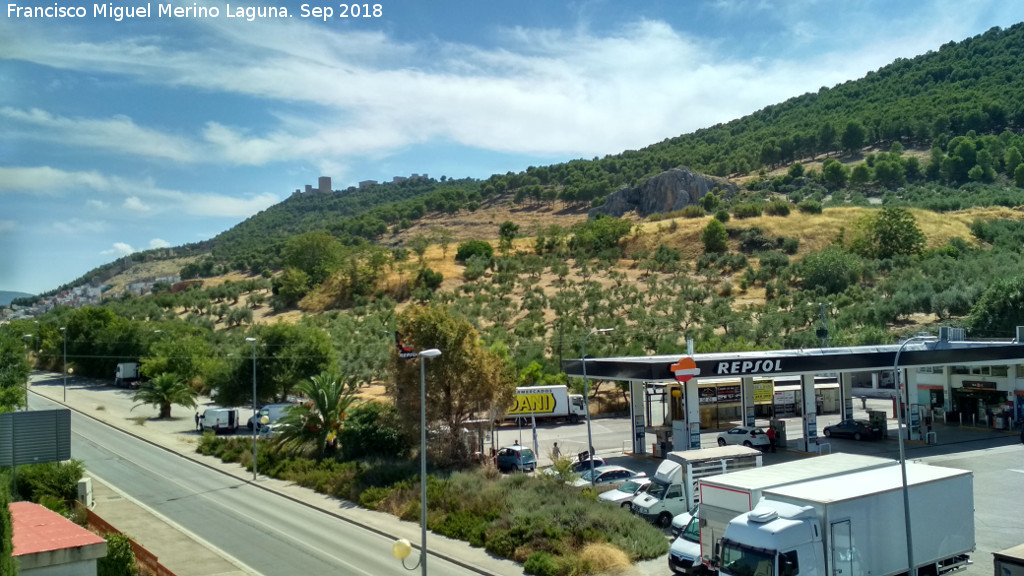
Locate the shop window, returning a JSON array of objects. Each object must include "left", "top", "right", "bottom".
[{"left": 992, "top": 365, "right": 1008, "bottom": 377}]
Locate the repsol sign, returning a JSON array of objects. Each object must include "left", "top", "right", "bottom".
[{"left": 715, "top": 359, "right": 783, "bottom": 375}]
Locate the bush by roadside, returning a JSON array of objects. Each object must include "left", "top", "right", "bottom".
[{"left": 197, "top": 436, "right": 668, "bottom": 575}]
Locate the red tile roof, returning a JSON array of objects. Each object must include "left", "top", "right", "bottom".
[{"left": 10, "top": 501, "right": 105, "bottom": 556}]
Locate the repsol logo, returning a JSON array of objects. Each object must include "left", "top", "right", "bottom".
[{"left": 715, "top": 359, "right": 782, "bottom": 375}]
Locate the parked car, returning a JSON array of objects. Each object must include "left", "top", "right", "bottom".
[
  {"left": 716, "top": 426, "right": 770, "bottom": 449},
  {"left": 571, "top": 465, "right": 645, "bottom": 488},
  {"left": 247, "top": 402, "right": 299, "bottom": 430},
  {"left": 496, "top": 445, "right": 537, "bottom": 472},
  {"left": 823, "top": 418, "right": 881, "bottom": 440},
  {"left": 598, "top": 477, "right": 652, "bottom": 507},
  {"left": 570, "top": 456, "right": 607, "bottom": 473},
  {"left": 671, "top": 503, "right": 700, "bottom": 538},
  {"left": 258, "top": 423, "right": 278, "bottom": 440}
]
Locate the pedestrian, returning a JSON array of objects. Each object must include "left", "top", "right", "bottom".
[
  {"left": 195, "top": 411, "right": 200, "bottom": 431},
  {"left": 552, "top": 442, "right": 562, "bottom": 460},
  {"left": 513, "top": 439, "right": 519, "bottom": 446},
  {"left": 766, "top": 424, "right": 777, "bottom": 453}
]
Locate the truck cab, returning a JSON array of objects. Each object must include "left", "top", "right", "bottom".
[{"left": 717, "top": 503, "right": 823, "bottom": 576}]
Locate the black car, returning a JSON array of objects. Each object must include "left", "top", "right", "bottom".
[{"left": 823, "top": 419, "right": 880, "bottom": 440}]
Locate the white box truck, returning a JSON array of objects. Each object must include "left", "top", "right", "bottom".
[
  {"left": 114, "top": 362, "right": 142, "bottom": 388},
  {"left": 632, "top": 445, "right": 762, "bottom": 527},
  {"left": 506, "top": 385, "right": 587, "bottom": 425},
  {"left": 201, "top": 408, "right": 239, "bottom": 434},
  {"left": 716, "top": 463, "right": 974, "bottom": 576},
  {"left": 669, "top": 453, "right": 898, "bottom": 575}
]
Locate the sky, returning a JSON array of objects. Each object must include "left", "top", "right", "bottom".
[{"left": 3, "top": 1, "right": 1024, "bottom": 296}]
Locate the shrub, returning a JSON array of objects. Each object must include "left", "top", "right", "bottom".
[
  {"left": 680, "top": 205, "right": 705, "bottom": 218},
  {"left": 16, "top": 460, "right": 85, "bottom": 504},
  {"left": 414, "top": 267, "right": 443, "bottom": 291},
  {"left": 714, "top": 209, "right": 731, "bottom": 222},
  {"left": 701, "top": 219, "right": 728, "bottom": 253},
  {"left": 764, "top": 199, "right": 792, "bottom": 216},
  {"left": 524, "top": 551, "right": 562, "bottom": 576},
  {"left": 733, "top": 203, "right": 763, "bottom": 219},
  {"left": 801, "top": 246, "right": 861, "bottom": 294},
  {"left": 455, "top": 240, "right": 494, "bottom": 263},
  {"left": 97, "top": 532, "right": 137, "bottom": 576}
]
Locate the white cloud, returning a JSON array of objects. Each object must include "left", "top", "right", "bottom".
[
  {"left": 52, "top": 218, "right": 108, "bottom": 235},
  {"left": 5, "top": 5, "right": 1022, "bottom": 169},
  {"left": 101, "top": 242, "right": 136, "bottom": 257},
  {"left": 185, "top": 192, "right": 280, "bottom": 218},
  {"left": 123, "top": 196, "right": 152, "bottom": 212},
  {"left": 149, "top": 238, "right": 171, "bottom": 249},
  {"left": 0, "top": 107, "right": 199, "bottom": 162},
  {"left": 0, "top": 166, "right": 278, "bottom": 219},
  {"left": 86, "top": 199, "right": 109, "bottom": 210},
  {"left": 0, "top": 220, "right": 16, "bottom": 233}
]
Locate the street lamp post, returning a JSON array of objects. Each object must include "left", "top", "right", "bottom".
[
  {"left": 581, "top": 328, "right": 613, "bottom": 488},
  {"left": 246, "top": 337, "right": 257, "bottom": 480},
  {"left": 60, "top": 327, "right": 67, "bottom": 402},
  {"left": 893, "top": 334, "right": 936, "bottom": 576},
  {"left": 23, "top": 334, "right": 32, "bottom": 411},
  {"left": 417, "top": 348, "right": 441, "bottom": 576}
]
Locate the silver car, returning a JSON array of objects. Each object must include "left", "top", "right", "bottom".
[
  {"left": 571, "top": 465, "right": 646, "bottom": 488},
  {"left": 598, "top": 477, "right": 652, "bottom": 507}
]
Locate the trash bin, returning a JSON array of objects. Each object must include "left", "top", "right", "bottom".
[
  {"left": 996, "top": 416, "right": 1005, "bottom": 430},
  {"left": 652, "top": 442, "right": 663, "bottom": 458}
]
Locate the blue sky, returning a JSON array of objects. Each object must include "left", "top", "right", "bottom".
[{"left": 3, "top": 0, "right": 1024, "bottom": 295}]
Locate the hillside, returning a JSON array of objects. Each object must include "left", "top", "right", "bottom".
[
  {"left": 27, "top": 22, "right": 1024, "bottom": 354},
  {"left": 0, "top": 291, "right": 33, "bottom": 306}
]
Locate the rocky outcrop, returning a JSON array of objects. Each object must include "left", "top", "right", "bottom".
[{"left": 589, "top": 167, "right": 737, "bottom": 218}]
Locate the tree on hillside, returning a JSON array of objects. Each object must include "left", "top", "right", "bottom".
[
  {"left": 852, "top": 207, "right": 926, "bottom": 260},
  {"left": 821, "top": 158, "right": 850, "bottom": 189},
  {"left": 131, "top": 372, "right": 197, "bottom": 419},
  {"left": 841, "top": 121, "right": 866, "bottom": 155},
  {"left": 407, "top": 234, "right": 430, "bottom": 266},
  {"left": 282, "top": 230, "right": 344, "bottom": 285},
  {"left": 430, "top": 226, "right": 455, "bottom": 259},
  {"left": 800, "top": 246, "right": 862, "bottom": 294},
  {"left": 392, "top": 305, "right": 516, "bottom": 466},
  {"left": 701, "top": 219, "right": 728, "bottom": 254},
  {"left": 969, "top": 276, "right": 1024, "bottom": 337},
  {"left": 498, "top": 221, "right": 519, "bottom": 255},
  {"left": 818, "top": 123, "right": 838, "bottom": 157}
]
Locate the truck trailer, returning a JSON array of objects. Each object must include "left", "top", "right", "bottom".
[
  {"left": 114, "top": 362, "right": 142, "bottom": 389},
  {"left": 670, "top": 453, "right": 898, "bottom": 575},
  {"left": 506, "top": 385, "right": 587, "bottom": 425},
  {"left": 632, "top": 445, "right": 762, "bottom": 527},
  {"left": 717, "top": 463, "right": 974, "bottom": 576}
]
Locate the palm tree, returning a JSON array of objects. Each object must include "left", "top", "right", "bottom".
[
  {"left": 131, "top": 372, "right": 198, "bottom": 419},
  {"left": 273, "top": 371, "right": 359, "bottom": 461}
]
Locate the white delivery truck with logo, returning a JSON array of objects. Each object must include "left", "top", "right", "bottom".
[
  {"left": 506, "top": 385, "right": 587, "bottom": 425},
  {"left": 669, "top": 453, "right": 897, "bottom": 575},
  {"left": 632, "top": 445, "right": 762, "bottom": 527},
  {"left": 716, "top": 463, "right": 973, "bottom": 576}
]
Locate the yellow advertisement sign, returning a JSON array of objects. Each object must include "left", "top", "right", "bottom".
[
  {"left": 508, "top": 391, "right": 557, "bottom": 415},
  {"left": 753, "top": 379, "right": 775, "bottom": 405}
]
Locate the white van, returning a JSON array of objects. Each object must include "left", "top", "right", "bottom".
[
  {"left": 201, "top": 408, "right": 239, "bottom": 434},
  {"left": 247, "top": 403, "right": 299, "bottom": 430}
]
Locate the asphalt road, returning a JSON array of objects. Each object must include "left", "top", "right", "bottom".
[{"left": 29, "top": 390, "right": 491, "bottom": 576}]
